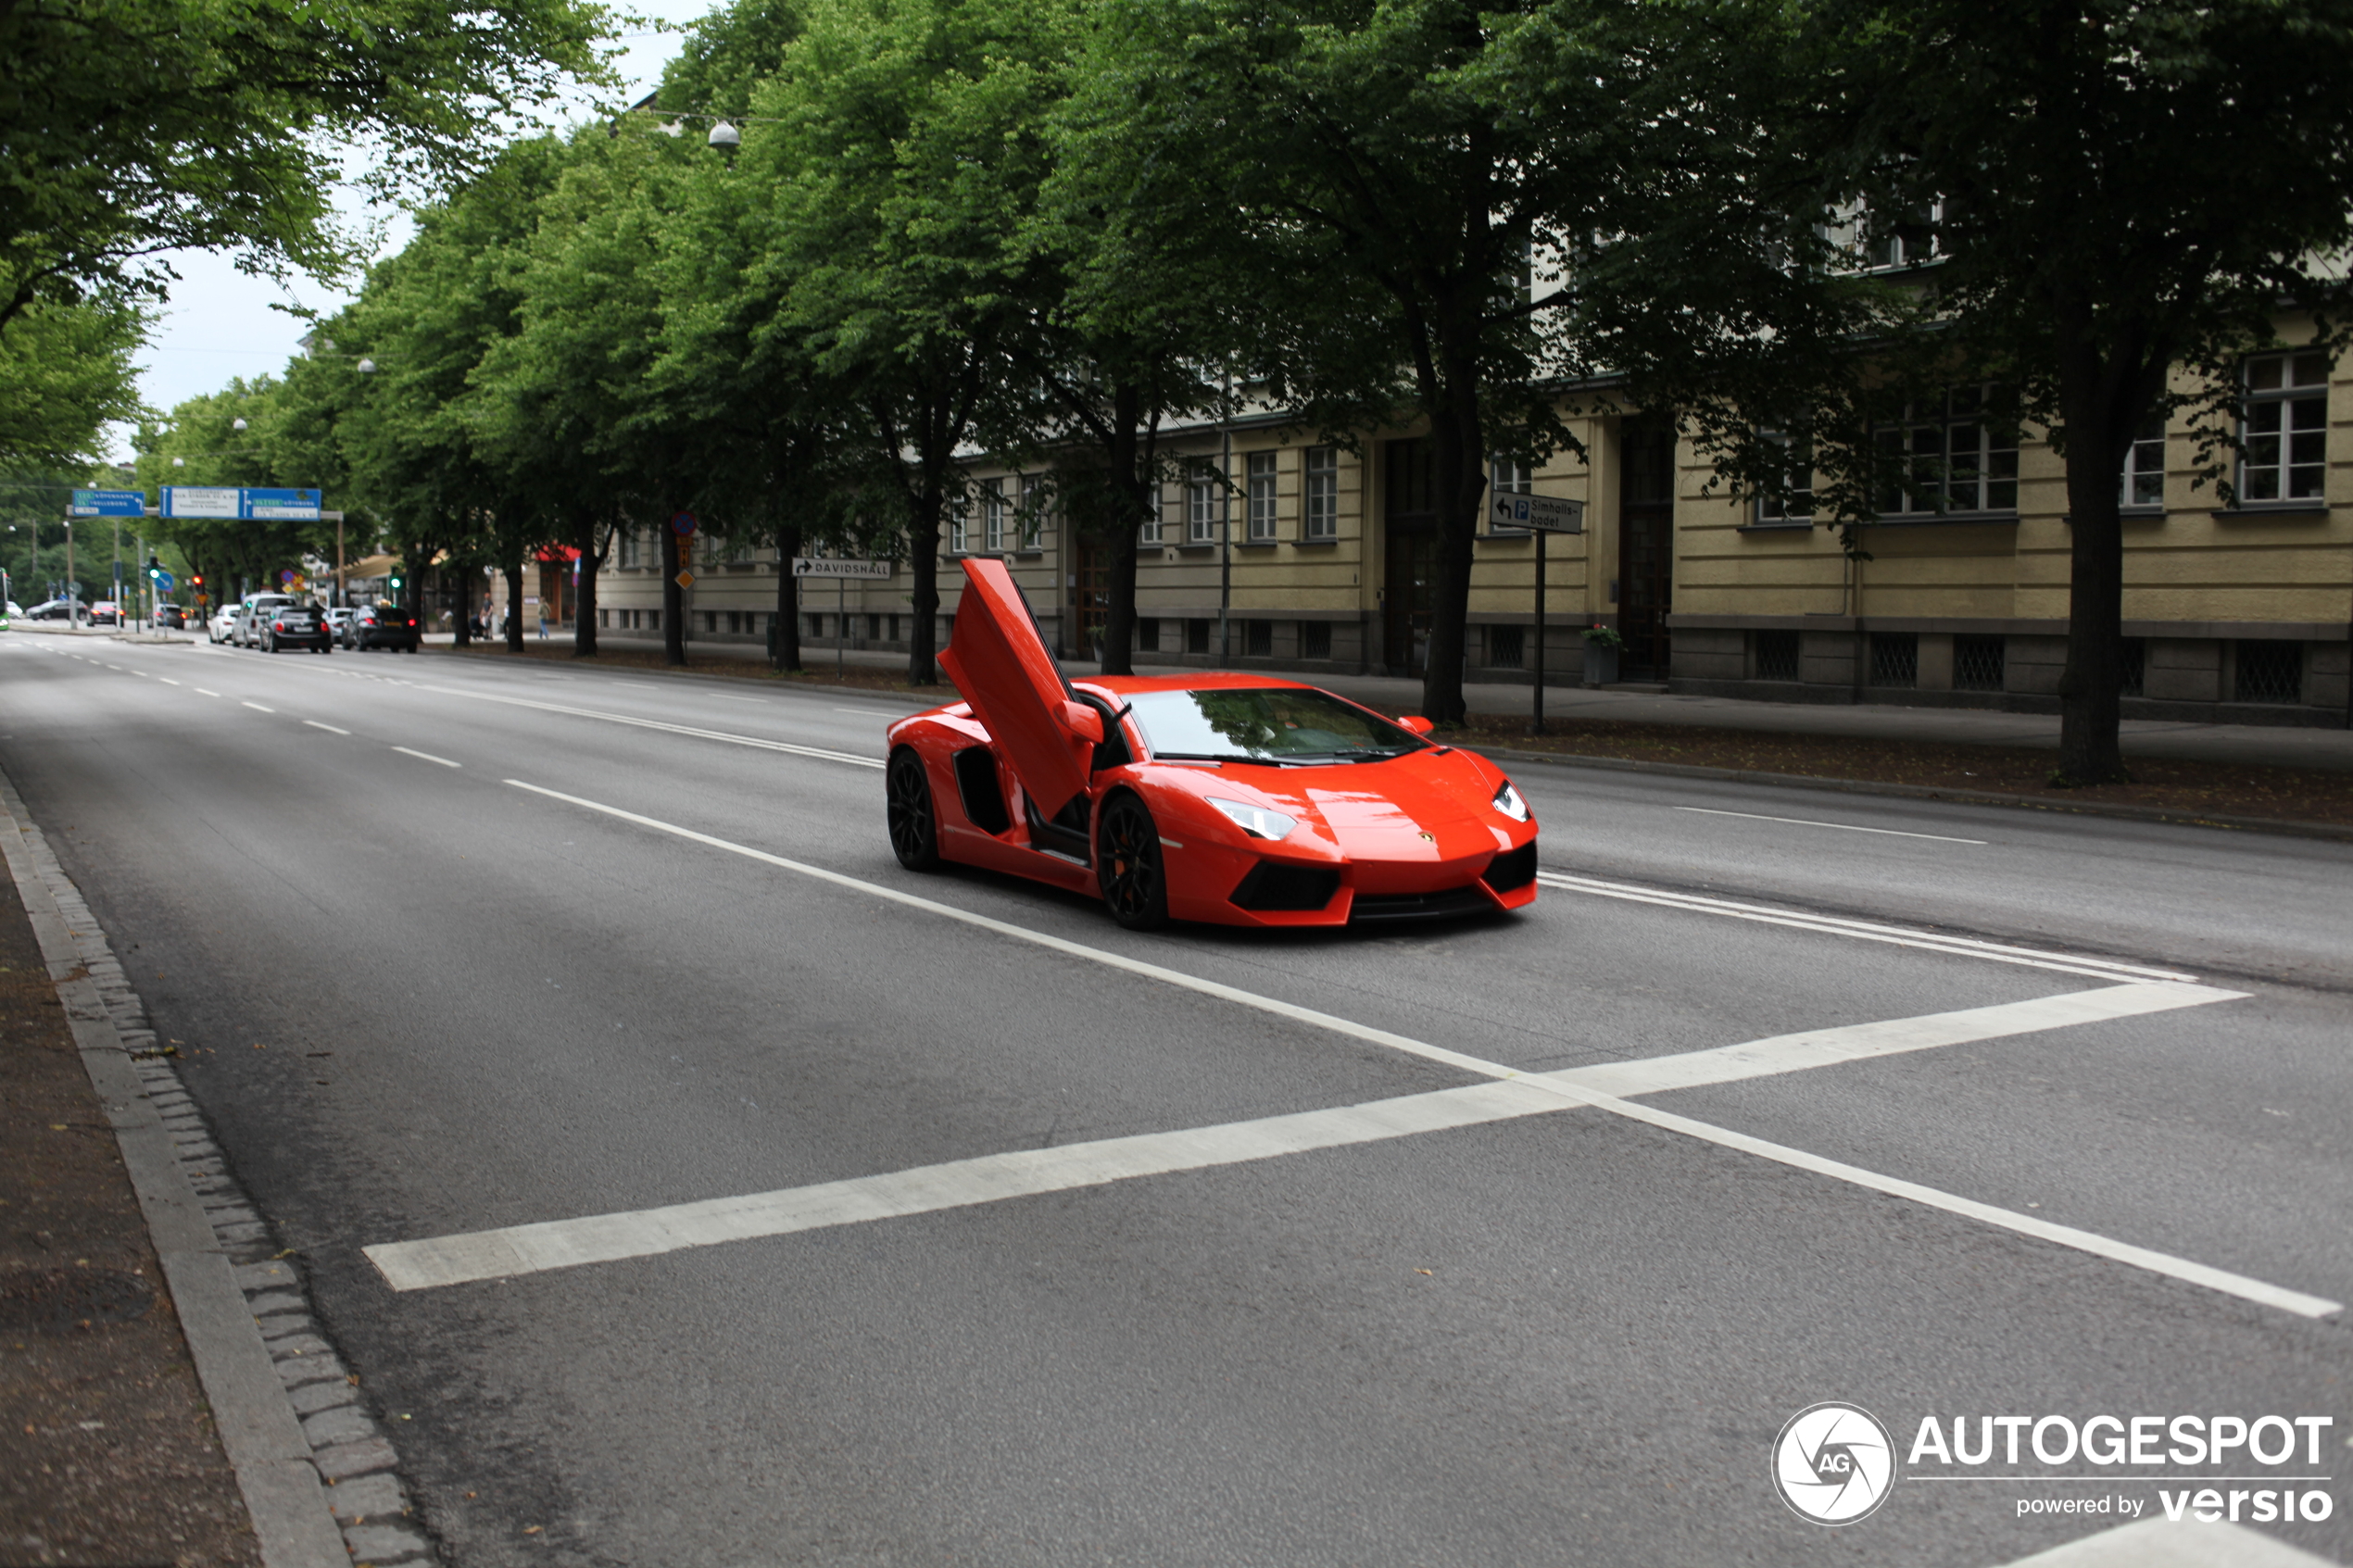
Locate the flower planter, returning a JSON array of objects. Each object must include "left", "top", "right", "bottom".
[{"left": 1582, "top": 641, "right": 1619, "bottom": 687}]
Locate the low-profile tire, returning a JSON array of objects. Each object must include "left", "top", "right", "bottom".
[
  {"left": 1097, "top": 793, "right": 1169, "bottom": 931},
  {"left": 886, "top": 747, "right": 942, "bottom": 872}
]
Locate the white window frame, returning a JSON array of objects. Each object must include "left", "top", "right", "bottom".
[
  {"left": 948, "top": 496, "right": 968, "bottom": 554},
  {"left": 1859, "top": 197, "right": 1948, "bottom": 270},
  {"left": 1186, "top": 461, "right": 1220, "bottom": 545},
  {"left": 1246, "top": 451, "right": 1277, "bottom": 542},
  {"left": 1754, "top": 433, "right": 1814, "bottom": 525},
  {"left": 1871, "top": 386, "right": 2018, "bottom": 517},
  {"left": 981, "top": 477, "right": 1006, "bottom": 553},
  {"left": 1303, "top": 446, "right": 1339, "bottom": 539},
  {"left": 2240, "top": 350, "right": 2328, "bottom": 503},
  {"left": 2120, "top": 415, "right": 2166, "bottom": 510},
  {"left": 619, "top": 529, "right": 641, "bottom": 570},
  {"left": 1019, "top": 475, "right": 1047, "bottom": 549}
]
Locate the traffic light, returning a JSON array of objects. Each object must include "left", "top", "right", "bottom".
[{"left": 389, "top": 574, "right": 403, "bottom": 591}]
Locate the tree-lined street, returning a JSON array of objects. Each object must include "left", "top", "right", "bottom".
[{"left": 4, "top": 636, "right": 2346, "bottom": 1564}]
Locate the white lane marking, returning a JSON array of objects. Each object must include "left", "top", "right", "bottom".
[
  {"left": 158, "top": 679, "right": 180, "bottom": 686},
  {"left": 392, "top": 746, "right": 459, "bottom": 768},
  {"left": 241, "top": 701, "right": 275, "bottom": 713},
  {"left": 1535, "top": 872, "right": 2191, "bottom": 984},
  {"left": 1672, "top": 805, "right": 1987, "bottom": 845},
  {"left": 303, "top": 721, "right": 351, "bottom": 735},
  {"left": 417, "top": 686, "right": 882, "bottom": 769},
  {"left": 195, "top": 687, "right": 220, "bottom": 696},
  {"left": 396, "top": 782, "right": 2325, "bottom": 1318},
  {"left": 835, "top": 707, "right": 910, "bottom": 720}
]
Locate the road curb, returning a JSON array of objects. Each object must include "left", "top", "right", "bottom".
[
  {"left": 1462, "top": 745, "right": 2353, "bottom": 844},
  {"left": 0, "top": 766, "right": 438, "bottom": 1567}
]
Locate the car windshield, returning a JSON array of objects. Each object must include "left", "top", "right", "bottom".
[{"left": 1126, "top": 687, "right": 1427, "bottom": 764}]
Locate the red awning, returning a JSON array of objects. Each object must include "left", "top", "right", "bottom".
[{"left": 533, "top": 545, "right": 584, "bottom": 563}]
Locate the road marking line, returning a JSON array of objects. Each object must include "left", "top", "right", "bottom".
[
  {"left": 392, "top": 746, "right": 459, "bottom": 767},
  {"left": 384, "top": 782, "right": 2320, "bottom": 1317},
  {"left": 835, "top": 707, "right": 909, "bottom": 719},
  {"left": 417, "top": 684, "right": 883, "bottom": 769},
  {"left": 195, "top": 687, "right": 220, "bottom": 696},
  {"left": 158, "top": 679, "right": 180, "bottom": 686},
  {"left": 1535, "top": 871, "right": 2191, "bottom": 984},
  {"left": 303, "top": 721, "right": 350, "bottom": 735},
  {"left": 1672, "top": 805, "right": 1987, "bottom": 844},
  {"left": 240, "top": 701, "right": 274, "bottom": 713}
]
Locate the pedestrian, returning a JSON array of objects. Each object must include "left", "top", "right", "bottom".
[{"left": 536, "top": 605, "right": 547, "bottom": 640}]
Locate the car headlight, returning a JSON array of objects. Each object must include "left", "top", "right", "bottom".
[
  {"left": 1208, "top": 797, "right": 1297, "bottom": 840},
  {"left": 1491, "top": 780, "right": 1529, "bottom": 822}
]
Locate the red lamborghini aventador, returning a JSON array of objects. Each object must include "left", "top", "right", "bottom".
[{"left": 883, "top": 558, "right": 1540, "bottom": 930}]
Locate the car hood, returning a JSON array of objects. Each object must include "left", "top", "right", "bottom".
[{"left": 1151, "top": 746, "right": 1519, "bottom": 867}]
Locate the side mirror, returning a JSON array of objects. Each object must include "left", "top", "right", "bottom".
[
  {"left": 1398, "top": 715, "right": 1435, "bottom": 736},
  {"left": 1062, "top": 700, "right": 1105, "bottom": 745}
]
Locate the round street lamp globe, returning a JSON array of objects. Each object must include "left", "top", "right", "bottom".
[
  {"left": 171, "top": 457, "right": 185, "bottom": 467},
  {"left": 357, "top": 358, "right": 377, "bottom": 374},
  {"left": 233, "top": 418, "right": 248, "bottom": 431},
  {"left": 708, "top": 120, "right": 741, "bottom": 149}
]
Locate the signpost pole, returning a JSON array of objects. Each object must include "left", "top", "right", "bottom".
[
  {"left": 1529, "top": 529, "right": 1546, "bottom": 737},
  {"left": 64, "top": 521, "right": 74, "bottom": 627},
  {"left": 837, "top": 575, "right": 846, "bottom": 679}
]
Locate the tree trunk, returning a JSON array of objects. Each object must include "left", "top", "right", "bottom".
[
  {"left": 1420, "top": 359, "right": 1486, "bottom": 726},
  {"left": 773, "top": 523, "right": 802, "bottom": 671},
  {"left": 661, "top": 524, "right": 686, "bottom": 666},
  {"left": 1097, "top": 383, "right": 1151, "bottom": 677},
  {"left": 572, "top": 509, "right": 598, "bottom": 658},
  {"left": 2055, "top": 414, "right": 2131, "bottom": 784},
  {"left": 503, "top": 557, "right": 526, "bottom": 653}
]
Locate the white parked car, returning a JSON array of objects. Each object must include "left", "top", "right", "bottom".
[{"left": 208, "top": 607, "right": 241, "bottom": 643}]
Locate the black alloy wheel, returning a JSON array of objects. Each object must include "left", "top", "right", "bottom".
[
  {"left": 886, "top": 748, "right": 941, "bottom": 872},
  {"left": 1097, "top": 794, "right": 1169, "bottom": 931}
]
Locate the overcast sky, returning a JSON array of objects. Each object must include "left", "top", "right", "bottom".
[{"left": 113, "top": 8, "right": 711, "bottom": 461}]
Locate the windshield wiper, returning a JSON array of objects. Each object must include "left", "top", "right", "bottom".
[{"left": 1152, "top": 752, "right": 1298, "bottom": 766}]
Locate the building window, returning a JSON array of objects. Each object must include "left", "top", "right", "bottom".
[
  {"left": 1859, "top": 198, "right": 1947, "bottom": 270},
  {"left": 1490, "top": 456, "right": 1531, "bottom": 497},
  {"left": 806, "top": 612, "right": 823, "bottom": 637},
  {"left": 2235, "top": 640, "right": 2303, "bottom": 704},
  {"left": 2120, "top": 416, "right": 2166, "bottom": 508},
  {"left": 2240, "top": 351, "right": 2327, "bottom": 503},
  {"left": 703, "top": 611, "right": 719, "bottom": 633},
  {"left": 1953, "top": 633, "right": 2006, "bottom": 693},
  {"left": 1186, "top": 462, "right": 1220, "bottom": 544},
  {"left": 1300, "top": 621, "right": 1331, "bottom": 660},
  {"left": 2120, "top": 637, "right": 2145, "bottom": 697},
  {"left": 1138, "top": 618, "right": 1160, "bottom": 653},
  {"left": 1020, "top": 475, "right": 1047, "bottom": 549},
  {"left": 1247, "top": 452, "right": 1277, "bottom": 542},
  {"left": 1755, "top": 435, "right": 1814, "bottom": 524},
  {"left": 620, "top": 530, "right": 642, "bottom": 570},
  {"left": 1869, "top": 632, "right": 1919, "bottom": 688},
  {"left": 1186, "top": 618, "right": 1210, "bottom": 655},
  {"left": 1303, "top": 447, "right": 1339, "bottom": 539},
  {"left": 1244, "top": 619, "right": 1272, "bottom": 658},
  {"left": 1487, "top": 623, "right": 1524, "bottom": 668},
  {"left": 1873, "top": 387, "right": 2018, "bottom": 516},
  {"left": 982, "top": 478, "right": 1007, "bottom": 553},
  {"left": 948, "top": 497, "right": 969, "bottom": 554},
  {"left": 1754, "top": 629, "right": 1799, "bottom": 682},
  {"left": 866, "top": 613, "right": 881, "bottom": 640}
]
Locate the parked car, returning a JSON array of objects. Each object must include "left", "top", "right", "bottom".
[
  {"left": 23, "top": 599, "right": 86, "bottom": 623},
  {"left": 208, "top": 606, "right": 241, "bottom": 643},
  {"left": 346, "top": 602, "right": 422, "bottom": 653},
  {"left": 324, "top": 607, "right": 356, "bottom": 641},
  {"left": 233, "top": 594, "right": 296, "bottom": 648},
  {"left": 152, "top": 604, "right": 186, "bottom": 629},
  {"left": 260, "top": 602, "right": 333, "bottom": 654}
]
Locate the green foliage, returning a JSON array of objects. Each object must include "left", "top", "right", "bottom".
[{"left": 0, "top": 285, "right": 146, "bottom": 468}]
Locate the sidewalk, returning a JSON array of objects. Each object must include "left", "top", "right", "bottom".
[{"left": 447, "top": 631, "right": 2353, "bottom": 773}]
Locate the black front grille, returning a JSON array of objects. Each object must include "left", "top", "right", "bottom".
[
  {"left": 1481, "top": 842, "right": 1538, "bottom": 893},
  {"left": 1349, "top": 884, "right": 1493, "bottom": 923},
  {"left": 1230, "top": 860, "right": 1340, "bottom": 912}
]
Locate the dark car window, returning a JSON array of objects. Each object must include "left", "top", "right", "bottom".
[{"left": 1126, "top": 688, "right": 1428, "bottom": 763}]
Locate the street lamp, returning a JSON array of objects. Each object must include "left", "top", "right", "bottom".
[
  {"left": 357, "top": 358, "right": 377, "bottom": 374},
  {"left": 232, "top": 418, "right": 248, "bottom": 431},
  {"left": 707, "top": 119, "right": 740, "bottom": 149}
]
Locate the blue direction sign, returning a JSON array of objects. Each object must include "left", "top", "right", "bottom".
[
  {"left": 153, "top": 571, "right": 176, "bottom": 593},
  {"left": 242, "top": 488, "right": 321, "bottom": 520},
  {"left": 70, "top": 489, "right": 145, "bottom": 517}
]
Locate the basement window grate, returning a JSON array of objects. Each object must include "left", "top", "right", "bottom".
[
  {"left": 2120, "top": 638, "right": 2145, "bottom": 698},
  {"left": 1245, "top": 620, "right": 1273, "bottom": 658},
  {"left": 1488, "top": 624, "right": 1524, "bottom": 669},
  {"left": 2234, "top": 640, "right": 2303, "bottom": 704},
  {"left": 1300, "top": 621, "right": 1331, "bottom": 659},
  {"left": 1869, "top": 632, "right": 1918, "bottom": 688},
  {"left": 1754, "top": 629, "right": 1799, "bottom": 682},
  {"left": 1953, "top": 634, "right": 2006, "bottom": 693}
]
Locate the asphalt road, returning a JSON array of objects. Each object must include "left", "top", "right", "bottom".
[{"left": 4, "top": 632, "right": 2347, "bottom": 1567}]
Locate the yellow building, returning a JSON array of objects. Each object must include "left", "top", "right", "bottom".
[{"left": 586, "top": 342, "right": 2350, "bottom": 725}]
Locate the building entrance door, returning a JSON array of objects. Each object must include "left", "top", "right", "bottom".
[
  {"left": 1071, "top": 531, "right": 1107, "bottom": 661},
  {"left": 1382, "top": 438, "right": 1440, "bottom": 675},
  {"left": 1617, "top": 419, "right": 1675, "bottom": 680}
]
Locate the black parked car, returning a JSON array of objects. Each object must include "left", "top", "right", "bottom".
[
  {"left": 261, "top": 603, "right": 333, "bottom": 653},
  {"left": 346, "top": 602, "right": 421, "bottom": 652}
]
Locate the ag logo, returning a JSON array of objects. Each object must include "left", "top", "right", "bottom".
[{"left": 1773, "top": 1402, "right": 1895, "bottom": 1524}]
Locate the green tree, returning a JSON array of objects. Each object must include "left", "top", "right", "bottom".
[{"left": 0, "top": 287, "right": 146, "bottom": 468}]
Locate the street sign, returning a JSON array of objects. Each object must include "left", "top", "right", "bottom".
[
  {"left": 670, "top": 510, "right": 698, "bottom": 536},
  {"left": 280, "top": 570, "right": 296, "bottom": 585},
  {"left": 163, "top": 486, "right": 241, "bottom": 520},
  {"left": 674, "top": 571, "right": 696, "bottom": 589},
  {"left": 242, "top": 488, "right": 321, "bottom": 520},
  {"left": 1490, "top": 494, "right": 1585, "bottom": 533},
  {"left": 70, "top": 489, "right": 145, "bottom": 517},
  {"left": 153, "top": 571, "right": 175, "bottom": 592},
  {"left": 792, "top": 558, "right": 891, "bottom": 579}
]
